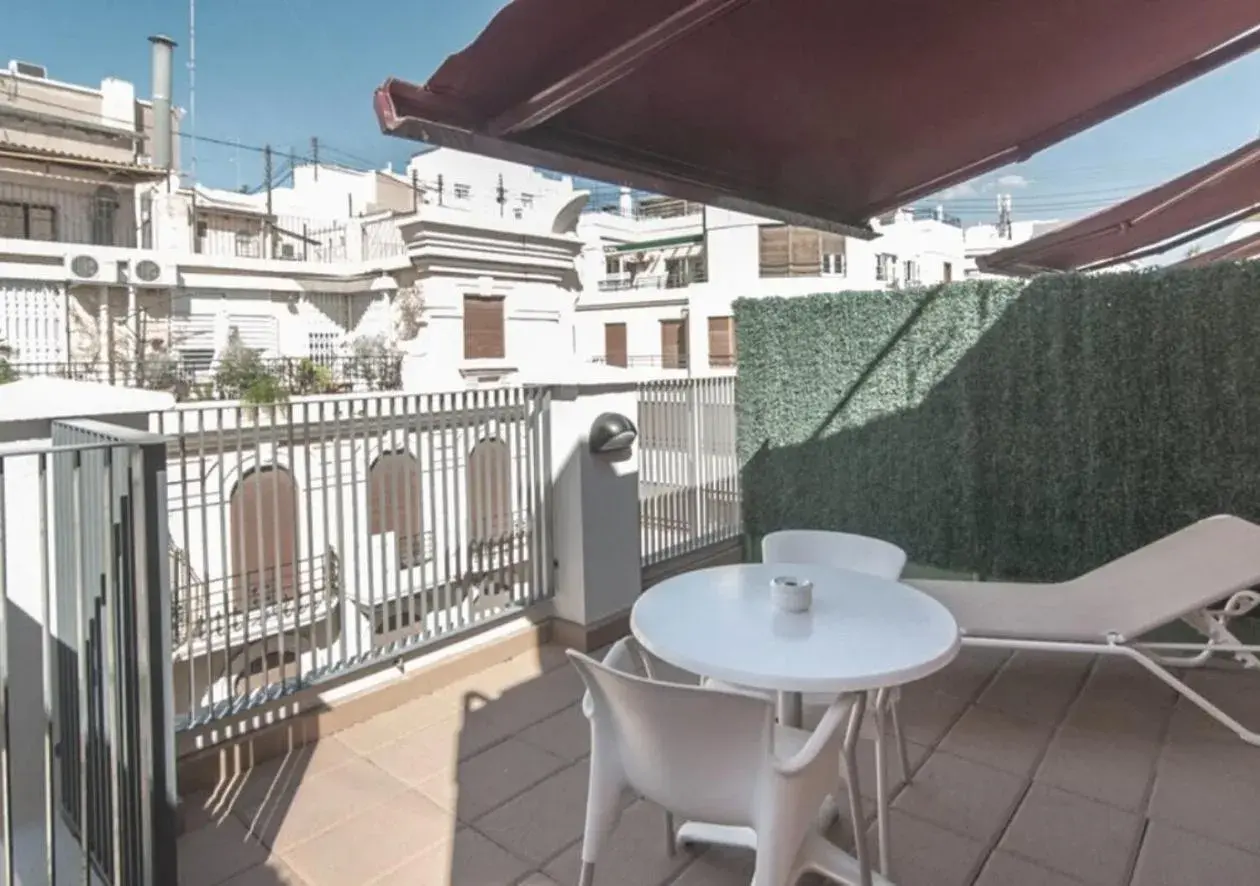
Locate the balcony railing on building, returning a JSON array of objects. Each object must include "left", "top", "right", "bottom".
[
  {"left": 361, "top": 215, "right": 409, "bottom": 261},
  {"left": 4, "top": 353, "right": 405, "bottom": 399},
  {"left": 0, "top": 180, "right": 141, "bottom": 247},
  {"left": 192, "top": 213, "right": 350, "bottom": 263},
  {"left": 154, "top": 387, "right": 555, "bottom": 726},
  {"left": 598, "top": 263, "right": 708, "bottom": 292}
]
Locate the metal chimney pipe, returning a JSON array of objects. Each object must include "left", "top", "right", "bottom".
[{"left": 148, "top": 35, "right": 177, "bottom": 170}]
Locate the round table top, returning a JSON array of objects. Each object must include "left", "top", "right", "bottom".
[{"left": 631, "top": 562, "right": 961, "bottom": 694}]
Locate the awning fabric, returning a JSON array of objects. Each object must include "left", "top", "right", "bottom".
[
  {"left": 980, "top": 138, "right": 1260, "bottom": 275},
  {"left": 1176, "top": 227, "right": 1260, "bottom": 268},
  {"left": 607, "top": 234, "right": 703, "bottom": 254},
  {"left": 375, "top": 0, "right": 1260, "bottom": 238}
]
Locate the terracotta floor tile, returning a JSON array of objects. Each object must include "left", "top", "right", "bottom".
[
  {"left": 892, "top": 688, "right": 971, "bottom": 747},
  {"left": 178, "top": 814, "right": 272, "bottom": 886},
  {"left": 413, "top": 738, "right": 568, "bottom": 821},
  {"left": 892, "top": 750, "right": 1026, "bottom": 843},
  {"left": 368, "top": 827, "right": 534, "bottom": 886},
  {"left": 516, "top": 703, "right": 591, "bottom": 763},
  {"left": 937, "top": 705, "right": 1056, "bottom": 777},
  {"left": 1063, "top": 689, "right": 1174, "bottom": 741},
  {"left": 473, "top": 760, "right": 593, "bottom": 864},
  {"left": 849, "top": 736, "right": 931, "bottom": 801},
  {"left": 975, "top": 653, "right": 1092, "bottom": 726},
  {"left": 281, "top": 790, "right": 453, "bottom": 886},
  {"left": 1147, "top": 740, "right": 1260, "bottom": 852},
  {"left": 864, "top": 809, "right": 987, "bottom": 886},
  {"left": 999, "top": 783, "right": 1142, "bottom": 886},
  {"left": 973, "top": 850, "right": 1087, "bottom": 886},
  {"left": 218, "top": 859, "right": 310, "bottom": 886},
  {"left": 1035, "top": 725, "right": 1158, "bottom": 812},
  {"left": 545, "top": 800, "right": 690, "bottom": 886},
  {"left": 335, "top": 690, "right": 460, "bottom": 754},
  {"left": 474, "top": 665, "right": 588, "bottom": 737},
  {"left": 911, "top": 646, "right": 1011, "bottom": 702},
  {"left": 670, "top": 852, "right": 755, "bottom": 886},
  {"left": 1130, "top": 821, "right": 1260, "bottom": 886},
  {"left": 233, "top": 756, "right": 410, "bottom": 851},
  {"left": 1162, "top": 667, "right": 1260, "bottom": 746}
]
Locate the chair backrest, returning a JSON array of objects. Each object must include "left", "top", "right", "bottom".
[
  {"left": 569, "top": 646, "right": 774, "bottom": 827},
  {"left": 763, "top": 529, "right": 907, "bottom": 579}
]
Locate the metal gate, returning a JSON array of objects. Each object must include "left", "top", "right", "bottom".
[{"left": 32, "top": 419, "right": 177, "bottom": 885}]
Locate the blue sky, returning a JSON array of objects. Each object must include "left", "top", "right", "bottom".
[{"left": 7, "top": 1, "right": 1260, "bottom": 229}]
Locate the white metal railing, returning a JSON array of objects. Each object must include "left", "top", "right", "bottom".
[
  {"left": 152, "top": 387, "right": 554, "bottom": 727},
  {"left": 637, "top": 377, "right": 741, "bottom": 565}
]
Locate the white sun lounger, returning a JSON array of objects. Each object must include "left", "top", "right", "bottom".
[{"left": 907, "top": 514, "right": 1260, "bottom": 745}]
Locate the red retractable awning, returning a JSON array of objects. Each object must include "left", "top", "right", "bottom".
[
  {"left": 980, "top": 138, "right": 1260, "bottom": 275},
  {"left": 1176, "top": 226, "right": 1260, "bottom": 268},
  {"left": 374, "top": 0, "right": 1260, "bottom": 237}
]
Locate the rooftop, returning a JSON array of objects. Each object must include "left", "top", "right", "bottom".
[{"left": 179, "top": 641, "right": 1260, "bottom": 886}]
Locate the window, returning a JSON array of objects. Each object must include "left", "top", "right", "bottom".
[
  {"left": 875, "top": 253, "right": 897, "bottom": 282},
  {"left": 520, "top": 193, "right": 534, "bottom": 209},
  {"left": 604, "top": 255, "right": 623, "bottom": 276},
  {"left": 821, "top": 252, "right": 846, "bottom": 276},
  {"left": 90, "top": 185, "right": 119, "bottom": 246},
  {"left": 708, "top": 316, "right": 736, "bottom": 368},
  {"left": 463, "top": 294, "right": 506, "bottom": 360},
  {"left": 195, "top": 220, "right": 208, "bottom": 253},
  {"left": 235, "top": 229, "right": 260, "bottom": 258},
  {"left": 604, "top": 322, "right": 628, "bottom": 367},
  {"left": 759, "top": 226, "right": 845, "bottom": 277},
  {"left": 369, "top": 451, "right": 426, "bottom": 569},
  {"left": 0, "top": 201, "right": 57, "bottom": 240},
  {"left": 453, "top": 183, "right": 471, "bottom": 200},
  {"left": 944, "top": 261, "right": 954, "bottom": 283},
  {"left": 903, "top": 260, "right": 921, "bottom": 285},
  {"left": 660, "top": 318, "right": 688, "bottom": 370}
]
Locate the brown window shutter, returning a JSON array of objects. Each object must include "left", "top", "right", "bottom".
[
  {"left": 708, "top": 316, "right": 735, "bottom": 368},
  {"left": 788, "top": 227, "right": 822, "bottom": 276},
  {"left": 660, "top": 318, "right": 688, "bottom": 369},
  {"left": 820, "top": 231, "right": 846, "bottom": 259},
  {"left": 758, "top": 225, "right": 790, "bottom": 277},
  {"left": 944, "top": 261, "right": 954, "bottom": 282},
  {"left": 463, "top": 295, "right": 505, "bottom": 359},
  {"left": 604, "top": 322, "right": 628, "bottom": 367}
]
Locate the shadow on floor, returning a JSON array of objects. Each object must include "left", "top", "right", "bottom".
[{"left": 178, "top": 638, "right": 1260, "bottom": 886}]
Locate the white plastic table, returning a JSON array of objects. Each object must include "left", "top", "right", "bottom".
[{"left": 631, "top": 562, "right": 961, "bottom": 886}]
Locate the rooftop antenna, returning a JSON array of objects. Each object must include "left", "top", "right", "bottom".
[{"left": 188, "top": 0, "right": 196, "bottom": 184}]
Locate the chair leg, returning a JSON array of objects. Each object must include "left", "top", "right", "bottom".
[
  {"left": 664, "top": 812, "right": 677, "bottom": 856},
  {"left": 578, "top": 862, "right": 595, "bottom": 886},
  {"left": 889, "top": 699, "right": 911, "bottom": 782}
]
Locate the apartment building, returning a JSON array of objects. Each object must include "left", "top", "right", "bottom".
[
  {"left": 574, "top": 200, "right": 969, "bottom": 373},
  {"left": 0, "top": 40, "right": 589, "bottom": 393}
]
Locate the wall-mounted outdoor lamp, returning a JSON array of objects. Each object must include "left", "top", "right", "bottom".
[{"left": 589, "top": 412, "right": 637, "bottom": 456}]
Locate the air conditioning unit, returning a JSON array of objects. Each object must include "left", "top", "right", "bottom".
[
  {"left": 65, "top": 253, "right": 109, "bottom": 283},
  {"left": 127, "top": 258, "right": 177, "bottom": 288},
  {"left": 8, "top": 60, "right": 47, "bottom": 79}
]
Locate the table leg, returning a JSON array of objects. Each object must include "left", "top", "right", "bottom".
[
  {"left": 872, "top": 689, "right": 891, "bottom": 876},
  {"left": 777, "top": 691, "right": 804, "bottom": 728},
  {"left": 842, "top": 692, "right": 872, "bottom": 886}
]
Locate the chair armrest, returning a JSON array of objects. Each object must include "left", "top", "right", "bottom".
[{"left": 775, "top": 695, "right": 855, "bottom": 776}]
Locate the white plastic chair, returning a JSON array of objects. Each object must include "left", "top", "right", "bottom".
[
  {"left": 570, "top": 641, "right": 885, "bottom": 886},
  {"left": 703, "top": 530, "right": 911, "bottom": 873}
]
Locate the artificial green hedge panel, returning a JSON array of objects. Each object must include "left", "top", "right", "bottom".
[{"left": 734, "top": 262, "right": 1260, "bottom": 581}]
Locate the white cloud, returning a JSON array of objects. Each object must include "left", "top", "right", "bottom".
[
  {"left": 936, "top": 181, "right": 978, "bottom": 199},
  {"left": 996, "top": 173, "right": 1032, "bottom": 188}
]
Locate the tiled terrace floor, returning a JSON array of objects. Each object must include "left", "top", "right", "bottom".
[{"left": 180, "top": 643, "right": 1260, "bottom": 886}]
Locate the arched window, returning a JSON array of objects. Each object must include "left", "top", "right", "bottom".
[
  {"left": 368, "top": 450, "right": 425, "bottom": 568},
  {"left": 91, "top": 185, "right": 120, "bottom": 246},
  {"left": 467, "top": 438, "right": 512, "bottom": 543},
  {"left": 229, "top": 465, "right": 299, "bottom": 610}
]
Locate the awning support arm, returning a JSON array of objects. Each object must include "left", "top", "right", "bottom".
[{"left": 487, "top": 0, "right": 757, "bottom": 137}]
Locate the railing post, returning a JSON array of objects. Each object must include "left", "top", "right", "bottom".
[{"left": 129, "top": 439, "right": 178, "bottom": 885}]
